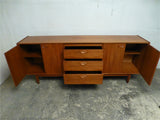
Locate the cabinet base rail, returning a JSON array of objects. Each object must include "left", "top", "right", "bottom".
[{"left": 34, "top": 74, "right": 132, "bottom": 84}]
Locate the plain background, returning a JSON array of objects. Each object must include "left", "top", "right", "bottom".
[{"left": 0, "top": 0, "right": 160, "bottom": 85}]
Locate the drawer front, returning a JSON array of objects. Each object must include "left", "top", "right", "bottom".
[
  {"left": 64, "top": 49, "right": 103, "bottom": 59},
  {"left": 63, "top": 61, "right": 103, "bottom": 71},
  {"left": 64, "top": 74, "right": 103, "bottom": 84}
]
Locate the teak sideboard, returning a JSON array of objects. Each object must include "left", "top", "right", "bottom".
[{"left": 5, "top": 35, "right": 160, "bottom": 87}]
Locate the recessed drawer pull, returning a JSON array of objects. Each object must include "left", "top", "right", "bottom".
[
  {"left": 80, "top": 50, "right": 87, "bottom": 54},
  {"left": 80, "top": 75, "right": 87, "bottom": 79},
  {"left": 80, "top": 62, "right": 87, "bottom": 66}
]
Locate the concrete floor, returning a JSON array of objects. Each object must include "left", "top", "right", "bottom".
[{"left": 0, "top": 69, "right": 160, "bottom": 120}]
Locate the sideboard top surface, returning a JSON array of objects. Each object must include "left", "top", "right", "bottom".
[{"left": 18, "top": 35, "right": 149, "bottom": 44}]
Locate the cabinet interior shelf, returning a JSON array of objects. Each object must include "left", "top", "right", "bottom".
[
  {"left": 24, "top": 58, "right": 44, "bottom": 73},
  {"left": 121, "top": 62, "right": 139, "bottom": 74},
  {"left": 27, "top": 64, "right": 44, "bottom": 73},
  {"left": 125, "top": 51, "right": 141, "bottom": 55}
]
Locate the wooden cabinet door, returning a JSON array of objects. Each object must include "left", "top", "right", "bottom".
[
  {"left": 103, "top": 44, "right": 126, "bottom": 73},
  {"left": 5, "top": 46, "right": 26, "bottom": 86},
  {"left": 41, "top": 44, "right": 63, "bottom": 75},
  {"left": 134, "top": 45, "right": 160, "bottom": 85}
]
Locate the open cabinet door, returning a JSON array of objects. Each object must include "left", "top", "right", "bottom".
[
  {"left": 5, "top": 46, "right": 26, "bottom": 86},
  {"left": 135, "top": 45, "right": 160, "bottom": 85}
]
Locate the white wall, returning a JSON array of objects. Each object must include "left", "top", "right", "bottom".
[{"left": 0, "top": 0, "right": 160, "bottom": 85}]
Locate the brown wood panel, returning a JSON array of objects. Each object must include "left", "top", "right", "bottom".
[
  {"left": 133, "top": 47, "right": 146, "bottom": 71},
  {"left": 103, "top": 44, "right": 126, "bottom": 73},
  {"left": 64, "top": 49, "right": 103, "bottom": 59},
  {"left": 103, "top": 62, "right": 139, "bottom": 75},
  {"left": 5, "top": 46, "right": 26, "bottom": 86},
  {"left": 18, "top": 35, "right": 149, "bottom": 44},
  {"left": 64, "top": 61, "right": 103, "bottom": 71},
  {"left": 64, "top": 74, "right": 103, "bottom": 84},
  {"left": 123, "top": 55, "right": 133, "bottom": 63},
  {"left": 134, "top": 45, "right": 160, "bottom": 85},
  {"left": 41, "top": 44, "right": 63, "bottom": 74}
]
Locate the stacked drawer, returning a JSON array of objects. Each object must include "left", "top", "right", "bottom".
[{"left": 63, "top": 44, "right": 103, "bottom": 84}]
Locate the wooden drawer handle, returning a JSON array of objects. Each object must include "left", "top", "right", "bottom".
[
  {"left": 80, "top": 75, "right": 87, "bottom": 79},
  {"left": 80, "top": 50, "right": 87, "bottom": 54},
  {"left": 80, "top": 62, "right": 87, "bottom": 66}
]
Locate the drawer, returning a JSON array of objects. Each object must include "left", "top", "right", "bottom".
[
  {"left": 64, "top": 74, "right": 103, "bottom": 84},
  {"left": 64, "top": 49, "right": 103, "bottom": 59},
  {"left": 63, "top": 61, "right": 103, "bottom": 71}
]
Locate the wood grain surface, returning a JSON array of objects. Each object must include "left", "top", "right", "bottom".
[
  {"left": 18, "top": 35, "right": 149, "bottom": 44},
  {"left": 41, "top": 44, "right": 63, "bottom": 74},
  {"left": 64, "top": 61, "right": 103, "bottom": 71},
  {"left": 103, "top": 43, "right": 126, "bottom": 73},
  {"left": 64, "top": 49, "right": 103, "bottom": 59},
  {"left": 64, "top": 74, "right": 103, "bottom": 84},
  {"left": 5, "top": 46, "right": 26, "bottom": 86}
]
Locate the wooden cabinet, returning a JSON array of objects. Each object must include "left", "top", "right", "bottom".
[{"left": 4, "top": 35, "right": 160, "bottom": 86}]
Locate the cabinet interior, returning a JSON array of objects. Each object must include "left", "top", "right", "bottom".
[
  {"left": 24, "top": 58, "right": 44, "bottom": 73},
  {"left": 20, "top": 45, "right": 44, "bottom": 73},
  {"left": 124, "top": 44, "right": 147, "bottom": 61},
  {"left": 20, "top": 44, "right": 42, "bottom": 57},
  {"left": 122, "top": 44, "right": 147, "bottom": 74},
  {"left": 64, "top": 46, "right": 102, "bottom": 49},
  {"left": 125, "top": 44, "right": 147, "bottom": 52}
]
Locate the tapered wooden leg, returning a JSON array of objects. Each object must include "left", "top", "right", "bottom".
[
  {"left": 126, "top": 75, "right": 131, "bottom": 83},
  {"left": 35, "top": 75, "right": 40, "bottom": 84}
]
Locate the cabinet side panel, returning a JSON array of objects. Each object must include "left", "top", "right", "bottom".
[
  {"left": 41, "top": 44, "right": 63, "bottom": 75},
  {"left": 5, "top": 46, "right": 26, "bottom": 86}
]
